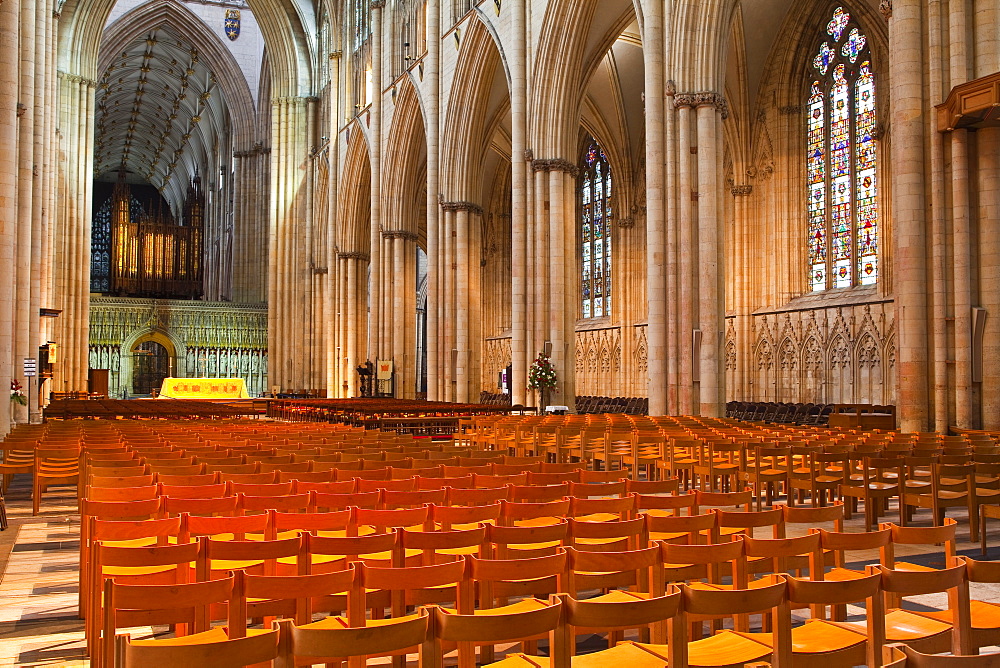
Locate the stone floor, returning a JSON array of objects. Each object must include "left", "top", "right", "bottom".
[{"left": 1, "top": 476, "right": 999, "bottom": 666}]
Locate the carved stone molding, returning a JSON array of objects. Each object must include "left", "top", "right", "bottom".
[
  {"left": 441, "top": 201, "right": 484, "bottom": 215},
  {"left": 233, "top": 142, "right": 270, "bottom": 158},
  {"left": 370, "top": 0, "right": 386, "bottom": 8},
  {"left": 531, "top": 159, "right": 580, "bottom": 177},
  {"left": 673, "top": 91, "right": 729, "bottom": 119},
  {"left": 616, "top": 217, "right": 635, "bottom": 229},
  {"left": 731, "top": 185, "right": 753, "bottom": 196},
  {"left": 879, "top": 0, "right": 891, "bottom": 20},
  {"left": 338, "top": 251, "right": 370, "bottom": 261},
  {"left": 523, "top": 149, "right": 534, "bottom": 162},
  {"left": 779, "top": 105, "right": 803, "bottom": 115},
  {"left": 330, "top": 51, "right": 342, "bottom": 60},
  {"left": 57, "top": 71, "right": 98, "bottom": 87},
  {"left": 665, "top": 80, "right": 676, "bottom": 96},
  {"left": 16, "top": 103, "right": 26, "bottom": 118},
  {"left": 382, "top": 229, "right": 419, "bottom": 241}
]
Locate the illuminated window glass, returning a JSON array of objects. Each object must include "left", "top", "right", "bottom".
[
  {"left": 807, "top": 6, "right": 878, "bottom": 291},
  {"left": 580, "top": 137, "right": 612, "bottom": 318}
]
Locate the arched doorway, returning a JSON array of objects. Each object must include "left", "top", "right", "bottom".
[{"left": 132, "top": 340, "right": 174, "bottom": 395}]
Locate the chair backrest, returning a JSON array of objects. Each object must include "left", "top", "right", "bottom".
[
  {"left": 116, "top": 628, "right": 279, "bottom": 668},
  {"left": 883, "top": 518, "right": 957, "bottom": 566},
  {"left": 466, "top": 550, "right": 567, "bottom": 607},
  {"left": 430, "top": 502, "right": 501, "bottom": 529},
  {"left": 896, "top": 643, "right": 1000, "bottom": 667},
  {"left": 275, "top": 610, "right": 429, "bottom": 664}
]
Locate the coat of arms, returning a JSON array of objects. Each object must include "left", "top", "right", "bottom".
[{"left": 225, "top": 9, "right": 240, "bottom": 41}]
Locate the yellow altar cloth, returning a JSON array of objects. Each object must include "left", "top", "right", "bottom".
[{"left": 157, "top": 378, "right": 250, "bottom": 399}]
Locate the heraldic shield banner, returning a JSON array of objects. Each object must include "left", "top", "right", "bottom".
[{"left": 225, "top": 9, "right": 240, "bottom": 41}]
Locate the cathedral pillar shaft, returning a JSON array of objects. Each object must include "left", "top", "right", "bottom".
[
  {"left": 425, "top": 0, "right": 440, "bottom": 401},
  {"left": 927, "top": 0, "right": 949, "bottom": 432},
  {"left": 951, "top": 130, "right": 973, "bottom": 428},
  {"left": 644, "top": 0, "right": 667, "bottom": 416},
  {"left": 676, "top": 104, "right": 694, "bottom": 415},
  {"left": 268, "top": 98, "right": 312, "bottom": 391},
  {"left": 889, "top": 0, "right": 931, "bottom": 432},
  {"left": 531, "top": 168, "right": 549, "bottom": 389},
  {"left": 443, "top": 207, "right": 455, "bottom": 401},
  {"left": 15, "top": 0, "right": 36, "bottom": 423},
  {"left": 665, "top": 97, "right": 679, "bottom": 414},
  {"left": 0, "top": 0, "right": 17, "bottom": 434},
  {"left": 547, "top": 168, "right": 565, "bottom": 408},
  {"left": 367, "top": 0, "right": 384, "bottom": 363},
  {"left": 978, "top": 128, "right": 1000, "bottom": 430},
  {"left": 696, "top": 103, "right": 723, "bottom": 418},
  {"left": 455, "top": 208, "right": 470, "bottom": 403},
  {"left": 510, "top": 0, "right": 528, "bottom": 407}
]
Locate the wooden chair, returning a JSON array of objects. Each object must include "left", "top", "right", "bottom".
[
  {"left": 33, "top": 447, "right": 81, "bottom": 514},
  {"left": 114, "top": 626, "right": 279, "bottom": 668},
  {"left": 745, "top": 444, "right": 793, "bottom": 510},
  {"left": 902, "top": 462, "right": 978, "bottom": 540},
  {"left": 911, "top": 557, "right": 1000, "bottom": 653},
  {"left": 424, "top": 599, "right": 567, "bottom": 668},
  {"left": 783, "top": 569, "right": 885, "bottom": 668},
  {"left": 273, "top": 609, "right": 430, "bottom": 668},
  {"left": 878, "top": 560, "right": 973, "bottom": 655},
  {"left": 883, "top": 643, "right": 1000, "bottom": 667},
  {"left": 0, "top": 442, "right": 37, "bottom": 494},
  {"left": 840, "top": 455, "right": 905, "bottom": 531},
  {"left": 89, "top": 539, "right": 200, "bottom": 666},
  {"left": 610, "top": 577, "right": 793, "bottom": 668},
  {"left": 103, "top": 571, "right": 257, "bottom": 668}
]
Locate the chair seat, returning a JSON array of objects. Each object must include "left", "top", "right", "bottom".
[
  {"left": 129, "top": 626, "right": 271, "bottom": 647},
  {"left": 849, "top": 609, "right": 951, "bottom": 642},
  {"left": 686, "top": 629, "right": 772, "bottom": 666},
  {"left": 771, "top": 619, "right": 867, "bottom": 654},
  {"left": 916, "top": 599, "right": 1000, "bottom": 630},
  {"left": 582, "top": 589, "right": 651, "bottom": 604}
]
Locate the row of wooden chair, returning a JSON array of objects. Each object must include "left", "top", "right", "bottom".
[{"left": 99, "top": 554, "right": 1000, "bottom": 668}]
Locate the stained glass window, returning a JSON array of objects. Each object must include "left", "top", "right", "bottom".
[
  {"left": 580, "top": 137, "right": 612, "bottom": 318},
  {"left": 807, "top": 6, "right": 878, "bottom": 291}
]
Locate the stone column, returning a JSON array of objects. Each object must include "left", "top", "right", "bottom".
[
  {"left": 645, "top": 0, "right": 667, "bottom": 416},
  {"left": 665, "top": 81, "right": 679, "bottom": 413},
  {"left": 675, "top": 102, "right": 694, "bottom": 414},
  {"left": 979, "top": 128, "right": 1000, "bottom": 430},
  {"left": 927, "top": 0, "right": 949, "bottom": 432},
  {"left": 696, "top": 98, "right": 725, "bottom": 418},
  {"left": 367, "top": 0, "right": 385, "bottom": 362},
  {"left": 0, "top": 0, "right": 17, "bottom": 434},
  {"left": 888, "top": 0, "right": 930, "bottom": 431},
  {"left": 425, "top": 0, "right": 440, "bottom": 401},
  {"left": 442, "top": 204, "right": 456, "bottom": 401},
  {"left": 15, "top": 0, "right": 36, "bottom": 423},
  {"left": 951, "top": 130, "right": 973, "bottom": 428},
  {"left": 510, "top": 0, "right": 528, "bottom": 407}
]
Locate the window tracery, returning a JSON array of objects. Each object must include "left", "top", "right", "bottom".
[
  {"left": 580, "top": 137, "right": 612, "bottom": 319},
  {"left": 807, "top": 5, "right": 878, "bottom": 291}
]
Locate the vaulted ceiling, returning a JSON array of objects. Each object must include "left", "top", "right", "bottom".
[{"left": 93, "top": 26, "right": 230, "bottom": 201}]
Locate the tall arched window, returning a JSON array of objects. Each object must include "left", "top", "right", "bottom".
[
  {"left": 580, "top": 137, "right": 612, "bottom": 318},
  {"left": 807, "top": 6, "right": 878, "bottom": 291}
]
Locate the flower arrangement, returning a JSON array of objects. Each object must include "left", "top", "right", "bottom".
[
  {"left": 10, "top": 379, "right": 26, "bottom": 406},
  {"left": 527, "top": 353, "right": 557, "bottom": 391}
]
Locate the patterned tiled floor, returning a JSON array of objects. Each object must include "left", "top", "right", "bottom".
[{"left": 2, "top": 475, "right": 1000, "bottom": 666}]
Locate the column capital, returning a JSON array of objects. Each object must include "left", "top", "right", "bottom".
[
  {"left": 338, "top": 251, "right": 370, "bottom": 261},
  {"left": 330, "top": 51, "right": 343, "bottom": 60},
  {"left": 441, "top": 201, "right": 484, "bottom": 215},
  {"left": 879, "top": 0, "right": 891, "bottom": 20},
  {"left": 674, "top": 91, "right": 729, "bottom": 119},
  {"left": 531, "top": 158, "right": 580, "bottom": 177},
  {"left": 382, "top": 229, "right": 419, "bottom": 241},
  {"left": 371, "top": 0, "right": 386, "bottom": 8},
  {"left": 731, "top": 185, "right": 754, "bottom": 196}
]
